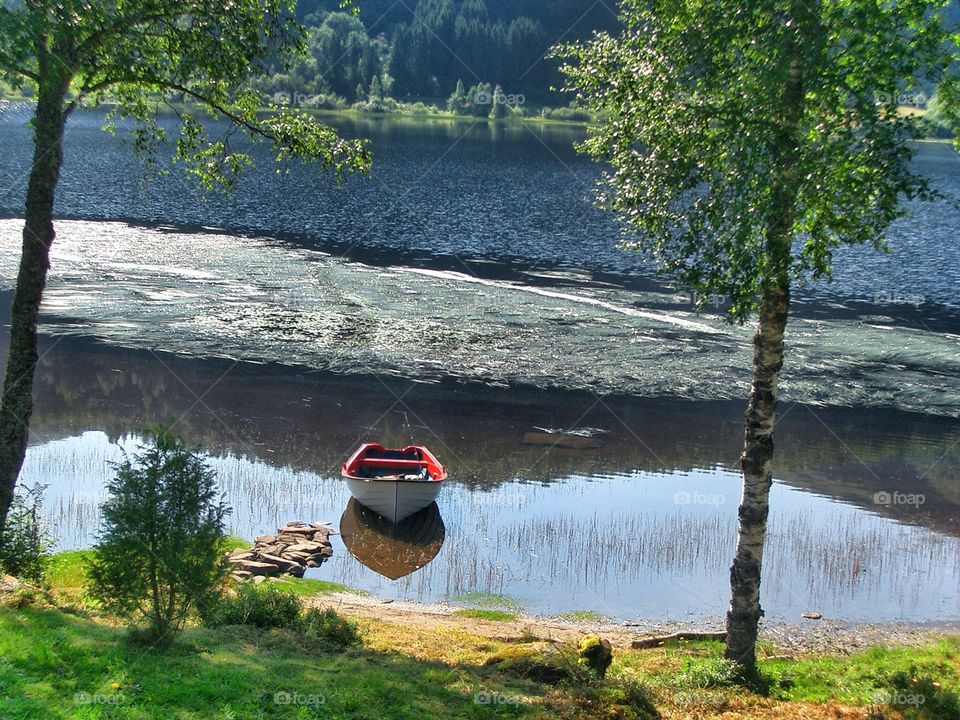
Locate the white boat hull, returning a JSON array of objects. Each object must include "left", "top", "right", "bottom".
[{"left": 344, "top": 477, "right": 443, "bottom": 524}]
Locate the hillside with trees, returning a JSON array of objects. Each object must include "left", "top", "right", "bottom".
[{"left": 256, "top": 0, "right": 619, "bottom": 110}]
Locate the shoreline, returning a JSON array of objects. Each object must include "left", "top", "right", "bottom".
[{"left": 314, "top": 587, "right": 960, "bottom": 655}]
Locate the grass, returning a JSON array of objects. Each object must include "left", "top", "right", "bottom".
[
  {"left": 0, "top": 608, "right": 542, "bottom": 720},
  {"left": 453, "top": 609, "right": 519, "bottom": 622},
  {"left": 266, "top": 576, "right": 362, "bottom": 597},
  {"left": 3, "top": 604, "right": 958, "bottom": 720},
  {"left": 42, "top": 549, "right": 362, "bottom": 602},
  {"left": 612, "top": 637, "right": 960, "bottom": 717},
  {"left": 3, "top": 552, "right": 957, "bottom": 718}
]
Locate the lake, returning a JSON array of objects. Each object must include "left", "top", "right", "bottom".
[{"left": 0, "top": 104, "right": 958, "bottom": 623}]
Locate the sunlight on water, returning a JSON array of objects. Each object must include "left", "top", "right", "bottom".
[{"left": 1, "top": 219, "right": 958, "bottom": 416}]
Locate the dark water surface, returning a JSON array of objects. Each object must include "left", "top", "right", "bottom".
[
  {"left": 1, "top": 103, "right": 959, "bottom": 310},
  {"left": 0, "top": 103, "right": 958, "bottom": 622}
]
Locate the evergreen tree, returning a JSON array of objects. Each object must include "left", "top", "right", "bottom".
[
  {"left": 489, "top": 84, "right": 506, "bottom": 119},
  {"left": 447, "top": 79, "right": 468, "bottom": 113},
  {"left": 369, "top": 75, "right": 383, "bottom": 101}
]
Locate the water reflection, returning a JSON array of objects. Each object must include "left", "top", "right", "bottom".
[
  {"left": 339, "top": 499, "right": 445, "bottom": 580},
  {"left": 8, "top": 335, "right": 958, "bottom": 621}
]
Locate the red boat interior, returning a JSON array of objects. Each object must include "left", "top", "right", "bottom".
[{"left": 343, "top": 444, "right": 447, "bottom": 481}]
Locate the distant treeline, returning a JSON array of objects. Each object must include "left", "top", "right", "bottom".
[{"left": 255, "top": 0, "right": 619, "bottom": 109}]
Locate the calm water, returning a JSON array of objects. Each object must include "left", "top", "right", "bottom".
[
  {"left": 14, "top": 338, "right": 960, "bottom": 623},
  {"left": 0, "top": 104, "right": 958, "bottom": 622}
]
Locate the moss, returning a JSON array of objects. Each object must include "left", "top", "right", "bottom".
[
  {"left": 578, "top": 635, "right": 613, "bottom": 678},
  {"left": 485, "top": 642, "right": 586, "bottom": 684}
]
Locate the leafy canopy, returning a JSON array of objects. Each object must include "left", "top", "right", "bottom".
[
  {"left": 0, "top": 0, "right": 371, "bottom": 187},
  {"left": 556, "top": 0, "right": 956, "bottom": 321}
]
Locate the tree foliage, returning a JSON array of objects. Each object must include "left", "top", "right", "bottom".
[
  {"left": 0, "top": 484, "right": 54, "bottom": 584},
  {"left": 556, "top": 0, "right": 957, "bottom": 676},
  {"left": 88, "top": 430, "right": 230, "bottom": 644},
  {"left": 0, "top": 0, "right": 372, "bottom": 188},
  {"left": 556, "top": 0, "right": 956, "bottom": 321}
]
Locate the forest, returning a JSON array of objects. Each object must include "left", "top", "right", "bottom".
[{"left": 255, "top": 0, "right": 620, "bottom": 110}]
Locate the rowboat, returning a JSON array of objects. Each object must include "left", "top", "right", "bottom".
[
  {"left": 341, "top": 443, "right": 447, "bottom": 524},
  {"left": 339, "top": 498, "right": 445, "bottom": 579}
]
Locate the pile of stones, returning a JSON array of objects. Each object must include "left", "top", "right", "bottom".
[{"left": 225, "top": 521, "right": 335, "bottom": 582}]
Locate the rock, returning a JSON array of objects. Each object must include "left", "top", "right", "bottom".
[
  {"left": 305, "top": 559, "right": 321, "bottom": 568},
  {"left": 578, "top": 636, "right": 613, "bottom": 678},
  {"left": 0, "top": 575, "right": 23, "bottom": 593},
  {"left": 255, "top": 535, "right": 277, "bottom": 544},
  {"left": 230, "top": 570, "right": 253, "bottom": 580},
  {"left": 258, "top": 554, "right": 303, "bottom": 573},
  {"left": 285, "top": 542, "right": 326, "bottom": 554},
  {"left": 318, "top": 547, "right": 333, "bottom": 558},
  {"left": 226, "top": 550, "right": 254, "bottom": 560},
  {"left": 278, "top": 526, "right": 316, "bottom": 536},
  {"left": 256, "top": 544, "right": 289, "bottom": 557},
  {"left": 252, "top": 575, "right": 268, "bottom": 585},
  {"left": 277, "top": 533, "right": 309, "bottom": 545},
  {"left": 235, "top": 560, "right": 281, "bottom": 575}
]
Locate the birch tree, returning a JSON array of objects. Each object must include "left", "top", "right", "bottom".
[{"left": 557, "top": 0, "right": 955, "bottom": 675}]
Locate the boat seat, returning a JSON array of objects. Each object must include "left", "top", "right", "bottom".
[{"left": 359, "top": 458, "right": 427, "bottom": 469}]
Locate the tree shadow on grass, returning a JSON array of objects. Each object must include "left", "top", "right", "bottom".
[{"left": 0, "top": 607, "right": 574, "bottom": 719}]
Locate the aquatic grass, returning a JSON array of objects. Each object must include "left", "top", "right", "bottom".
[
  {"left": 451, "top": 591, "right": 522, "bottom": 611},
  {"left": 453, "top": 608, "right": 519, "bottom": 622},
  {"left": 555, "top": 610, "right": 610, "bottom": 623}
]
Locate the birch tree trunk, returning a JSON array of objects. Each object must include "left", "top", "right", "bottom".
[
  {"left": 724, "top": 13, "right": 807, "bottom": 673},
  {"left": 723, "top": 270, "right": 790, "bottom": 672},
  {"left": 0, "top": 65, "right": 70, "bottom": 532}
]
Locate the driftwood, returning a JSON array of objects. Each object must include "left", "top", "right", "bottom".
[{"left": 631, "top": 630, "right": 727, "bottom": 649}]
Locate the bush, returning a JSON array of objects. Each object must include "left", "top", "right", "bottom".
[
  {"left": 204, "top": 583, "right": 303, "bottom": 629},
  {"left": 299, "top": 606, "right": 363, "bottom": 648},
  {"left": 204, "top": 585, "right": 363, "bottom": 648},
  {"left": 541, "top": 106, "right": 593, "bottom": 122},
  {"left": 0, "top": 484, "right": 54, "bottom": 583},
  {"left": 675, "top": 657, "right": 740, "bottom": 689},
  {"left": 88, "top": 429, "right": 230, "bottom": 645}
]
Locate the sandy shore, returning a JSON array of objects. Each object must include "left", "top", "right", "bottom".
[{"left": 310, "top": 590, "right": 960, "bottom": 655}]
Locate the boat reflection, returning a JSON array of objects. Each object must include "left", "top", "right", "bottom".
[{"left": 339, "top": 498, "right": 446, "bottom": 580}]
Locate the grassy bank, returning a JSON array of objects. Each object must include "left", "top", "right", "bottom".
[{"left": 1, "top": 551, "right": 958, "bottom": 719}]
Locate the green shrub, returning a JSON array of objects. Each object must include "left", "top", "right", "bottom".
[
  {"left": 675, "top": 657, "right": 740, "bottom": 689},
  {"left": 205, "top": 585, "right": 363, "bottom": 648},
  {"left": 299, "top": 607, "right": 363, "bottom": 648},
  {"left": 881, "top": 668, "right": 960, "bottom": 720},
  {"left": 204, "top": 583, "right": 303, "bottom": 629},
  {"left": 88, "top": 429, "right": 230, "bottom": 645},
  {"left": 0, "top": 484, "right": 54, "bottom": 583}
]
